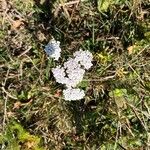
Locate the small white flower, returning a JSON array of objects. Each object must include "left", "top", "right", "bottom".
[
  {"left": 66, "top": 67, "right": 85, "bottom": 88},
  {"left": 64, "top": 58, "right": 81, "bottom": 73},
  {"left": 44, "top": 39, "right": 61, "bottom": 60},
  {"left": 63, "top": 88, "right": 85, "bottom": 101},
  {"left": 74, "top": 49, "right": 93, "bottom": 70},
  {"left": 52, "top": 66, "right": 67, "bottom": 84},
  {"left": 63, "top": 58, "right": 85, "bottom": 87}
]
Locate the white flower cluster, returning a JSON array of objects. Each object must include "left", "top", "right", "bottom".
[
  {"left": 74, "top": 50, "right": 93, "bottom": 70},
  {"left": 44, "top": 39, "right": 61, "bottom": 60},
  {"left": 52, "top": 49, "right": 93, "bottom": 101},
  {"left": 63, "top": 88, "right": 85, "bottom": 101}
]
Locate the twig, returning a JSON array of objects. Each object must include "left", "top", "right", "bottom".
[
  {"left": 2, "top": 95, "right": 8, "bottom": 131},
  {"left": 25, "top": 55, "right": 41, "bottom": 73},
  {"left": 118, "top": 143, "right": 127, "bottom": 150},
  {"left": 114, "top": 121, "right": 120, "bottom": 149},
  {"left": 83, "top": 75, "right": 115, "bottom": 82},
  {"left": 60, "top": 0, "right": 71, "bottom": 22},
  {"left": 128, "top": 63, "right": 145, "bottom": 86},
  {"left": 18, "top": 46, "right": 32, "bottom": 58},
  {"left": 1, "top": 87, "right": 18, "bottom": 100},
  {"left": 127, "top": 103, "right": 148, "bottom": 131},
  {"left": 59, "top": 0, "right": 80, "bottom": 6},
  {"left": 2, "top": 68, "right": 9, "bottom": 131}
]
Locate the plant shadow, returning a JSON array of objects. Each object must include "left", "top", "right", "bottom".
[
  {"left": 65, "top": 89, "right": 116, "bottom": 147},
  {"left": 26, "top": 0, "right": 58, "bottom": 45}
]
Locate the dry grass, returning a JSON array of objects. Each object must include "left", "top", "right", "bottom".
[{"left": 0, "top": 0, "right": 150, "bottom": 149}]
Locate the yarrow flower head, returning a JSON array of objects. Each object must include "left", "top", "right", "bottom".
[
  {"left": 66, "top": 67, "right": 85, "bottom": 88},
  {"left": 52, "top": 66, "right": 67, "bottom": 84},
  {"left": 44, "top": 39, "right": 61, "bottom": 60},
  {"left": 63, "top": 58, "right": 85, "bottom": 88},
  {"left": 63, "top": 88, "right": 85, "bottom": 101},
  {"left": 74, "top": 49, "right": 93, "bottom": 70},
  {"left": 52, "top": 48, "right": 93, "bottom": 101},
  {"left": 64, "top": 58, "right": 81, "bottom": 73}
]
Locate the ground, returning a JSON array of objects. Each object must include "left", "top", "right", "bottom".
[{"left": 0, "top": 0, "right": 150, "bottom": 149}]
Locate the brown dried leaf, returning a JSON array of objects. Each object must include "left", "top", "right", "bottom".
[
  {"left": 127, "top": 45, "right": 135, "bottom": 55},
  {"left": 24, "top": 141, "right": 35, "bottom": 149},
  {"left": 12, "top": 20, "right": 24, "bottom": 30},
  {"left": 7, "top": 111, "right": 15, "bottom": 118},
  {"left": 54, "top": 89, "right": 62, "bottom": 97},
  {"left": 13, "top": 101, "right": 22, "bottom": 110}
]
